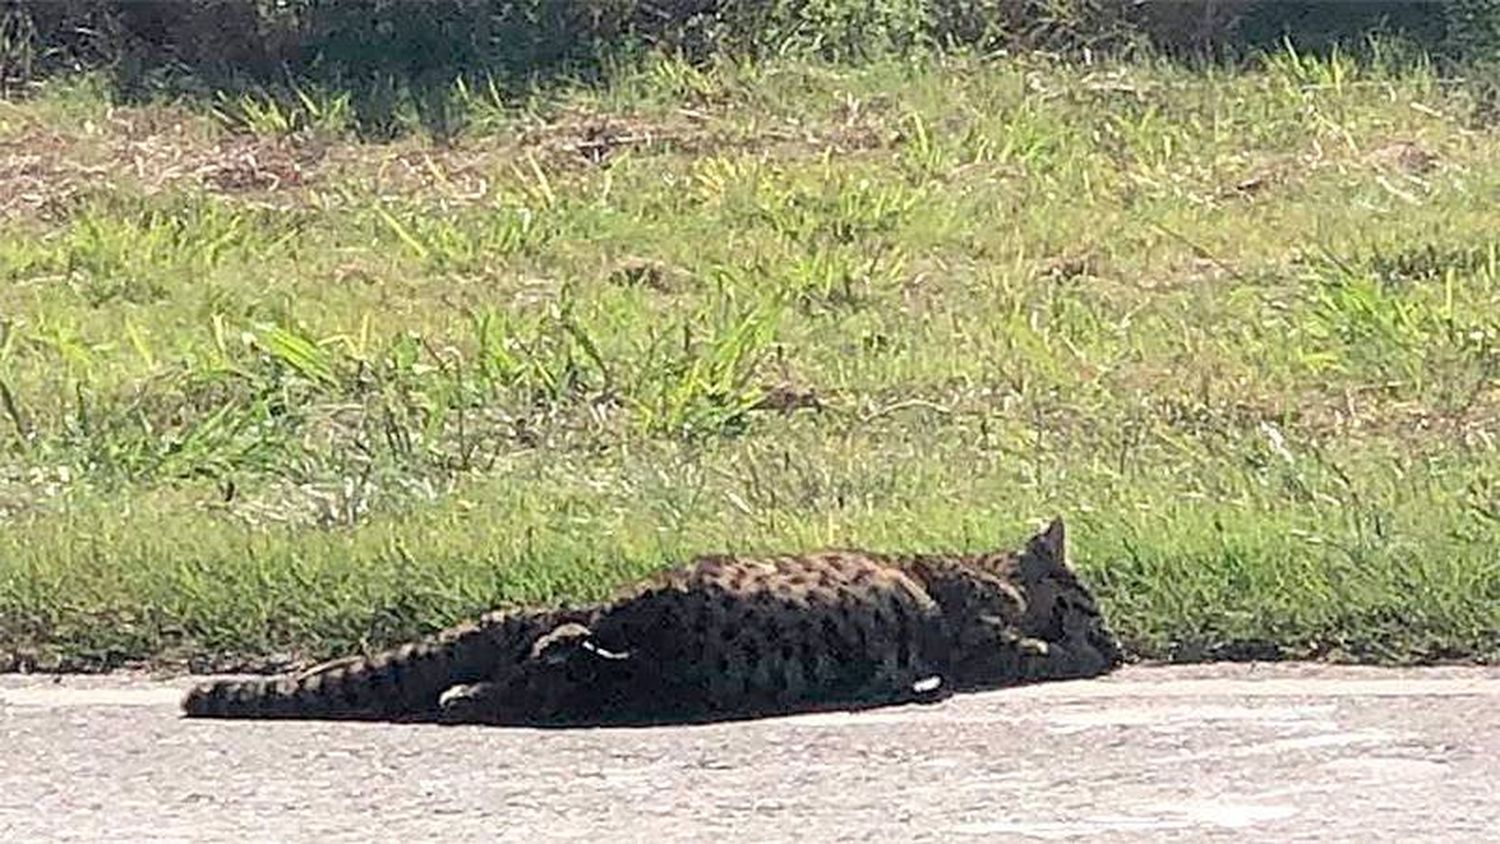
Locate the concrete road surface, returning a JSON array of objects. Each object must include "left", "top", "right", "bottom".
[{"left": 2, "top": 663, "right": 1498, "bottom": 843}]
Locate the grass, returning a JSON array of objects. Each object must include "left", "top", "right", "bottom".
[{"left": 1, "top": 47, "right": 1499, "bottom": 672}]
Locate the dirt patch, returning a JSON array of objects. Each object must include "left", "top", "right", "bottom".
[
  {"left": 752, "top": 381, "right": 823, "bottom": 414},
  {"left": 1, "top": 98, "right": 904, "bottom": 220},
  {"left": 1367, "top": 139, "right": 1438, "bottom": 175},
  {"left": 0, "top": 112, "right": 321, "bottom": 218}
]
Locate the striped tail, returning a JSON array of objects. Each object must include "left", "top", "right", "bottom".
[{"left": 181, "top": 609, "right": 577, "bottom": 721}]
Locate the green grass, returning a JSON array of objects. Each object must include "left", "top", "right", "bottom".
[{"left": 2, "top": 48, "right": 1499, "bottom": 672}]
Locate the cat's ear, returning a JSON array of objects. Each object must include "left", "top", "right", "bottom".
[{"left": 1028, "top": 517, "right": 1066, "bottom": 562}]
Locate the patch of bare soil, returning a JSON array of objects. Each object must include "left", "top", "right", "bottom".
[
  {"left": 1, "top": 99, "right": 901, "bottom": 219},
  {"left": 0, "top": 113, "right": 320, "bottom": 218},
  {"left": 1366, "top": 139, "right": 1438, "bottom": 175}
]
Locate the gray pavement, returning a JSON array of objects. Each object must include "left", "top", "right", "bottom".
[{"left": 2, "top": 662, "right": 1498, "bottom": 843}]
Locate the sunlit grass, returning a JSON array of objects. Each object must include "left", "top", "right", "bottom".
[{"left": 2, "top": 49, "right": 1498, "bottom": 670}]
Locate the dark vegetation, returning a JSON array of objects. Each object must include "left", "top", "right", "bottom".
[{"left": 3, "top": 1, "right": 1498, "bottom": 136}]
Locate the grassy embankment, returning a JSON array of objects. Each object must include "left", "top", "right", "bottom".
[{"left": 1, "top": 48, "right": 1498, "bottom": 672}]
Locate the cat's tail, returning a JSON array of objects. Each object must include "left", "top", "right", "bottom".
[{"left": 181, "top": 610, "right": 576, "bottom": 721}]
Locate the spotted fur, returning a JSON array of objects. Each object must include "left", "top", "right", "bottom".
[{"left": 181, "top": 517, "right": 1120, "bottom": 726}]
